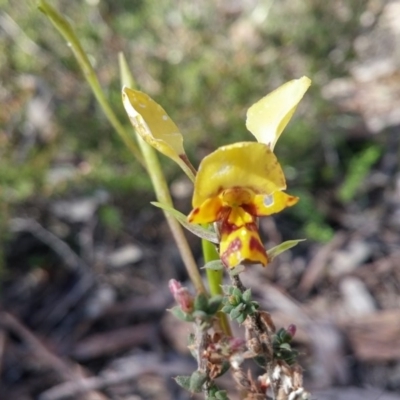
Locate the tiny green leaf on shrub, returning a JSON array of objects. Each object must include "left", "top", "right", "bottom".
[
  {"left": 242, "top": 288, "right": 252, "bottom": 302},
  {"left": 221, "top": 304, "right": 233, "bottom": 314},
  {"left": 192, "top": 310, "right": 209, "bottom": 320},
  {"left": 190, "top": 370, "right": 208, "bottom": 393},
  {"left": 221, "top": 285, "right": 232, "bottom": 295},
  {"left": 174, "top": 375, "right": 192, "bottom": 391},
  {"left": 216, "top": 361, "right": 230, "bottom": 378},
  {"left": 202, "top": 260, "right": 224, "bottom": 271},
  {"left": 194, "top": 293, "right": 209, "bottom": 311},
  {"left": 236, "top": 314, "right": 246, "bottom": 324},
  {"left": 229, "top": 304, "right": 245, "bottom": 320},
  {"left": 275, "top": 327, "right": 294, "bottom": 343},
  {"left": 215, "top": 389, "right": 229, "bottom": 400},
  {"left": 228, "top": 264, "right": 245, "bottom": 276},
  {"left": 279, "top": 343, "right": 292, "bottom": 351},
  {"left": 207, "top": 295, "right": 223, "bottom": 315},
  {"left": 232, "top": 287, "right": 242, "bottom": 299},
  {"left": 169, "top": 306, "right": 194, "bottom": 322}
]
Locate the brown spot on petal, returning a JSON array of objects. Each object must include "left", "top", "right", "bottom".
[
  {"left": 245, "top": 222, "right": 258, "bottom": 232},
  {"left": 222, "top": 222, "right": 238, "bottom": 234},
  {"left": 249, "top": 236, "right": 268, "bottom": 266},
  {"left": 242, "top": 203, "right": 257, "bottom": 215},
  {"left": 187, "top": 207, "right": 199, "bottom": 222},
  {"left": 287, "top": 196, "right": 299, "bottom": 206}
]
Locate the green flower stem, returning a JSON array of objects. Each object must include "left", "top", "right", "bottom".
[
  {"left": 37, "top": 0, "right": 145, "bottom": 168},
  {"left": 138, "top": 138, "right": 207, "bottom": 294},
  {"left": 202, "top": 239, "right": 232, "bottom": 336},
  {"left": 119, "top": 53, "right": 206, "bottom": 294}
]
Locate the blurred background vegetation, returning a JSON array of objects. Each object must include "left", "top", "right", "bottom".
[
  {"left": 3, "top": 0, "right": 398, "bottom": 259},
  {"left": 3, "top": 0, "right": 400, "bottom": 398},
  {"left": 2, "top": 0, "right": 382, "bottom": 259}
]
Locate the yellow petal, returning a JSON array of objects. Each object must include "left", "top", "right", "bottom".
[
  {"left": 220, "top": 222, "right": 268, "bottom": 268},
  {"left": 192, "top": 142, "right": 286, "bottom": 208},
  {"left": 226, "top": 205, "right": 254, "bottom": 225},
  {"left": 187, "top": 196, "right": 224, "bottom": 224},
  {"left": 246, "top": 76, "right": 311, "bottom": 150},
  {"left": 122, "top": 87, "right": 195, "bottom": 181},
  {"left": 249, "top": 191, "right": 299, "bottom": 216}
]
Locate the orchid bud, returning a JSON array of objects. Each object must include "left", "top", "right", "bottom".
[
  {"left": 287, "top": 324, "right": 297, "bottom": 339},
  {"left": 169, "top": 279, "right": 194, "bottom": 313}
]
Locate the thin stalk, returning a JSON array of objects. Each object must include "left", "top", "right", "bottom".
[
  {"left": 37, "top": 0, "right": 145, "bottom": 168},
  {"left": 137, "top": 137, "right": 206, "bottom": 294},
  {"left": 202, "top": 239, "right": 232, "bottom": 336}
]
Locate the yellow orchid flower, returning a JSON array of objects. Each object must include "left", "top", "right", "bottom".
[
  {"left": 122, "top": 77, "right": 310, "bottom": 269},
  {"left": 188, "top": 77, "right": 311, "bottom": 269}
]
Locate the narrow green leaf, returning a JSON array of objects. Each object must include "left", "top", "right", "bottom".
[
  {"left": 230, "top": 304, "right": 244, "bottom": 320},
  {"left": 190, "top": 370, "right": 207, "bottom": 393},
  {"left": 275, "top": 327, "right": 287, "bottom": 341},
  {"left": 215, "top": 362, "right": 230, "bottom": 379},
  {"left": 174, "top": 375, "right": 191, "bottom": 391},
  {"left": 228, "top": 264, "right": 245, "bottom": 276},
  {"left": 192, "top": 310, "right": 209, "bottom": 320},
  {"left": 267, "top": 239, "right": 305, "bottom": 260},
  {"left": 169, "top": 306, "right": 194, "bottom": 322},
  {"left": 194, "top": 293, "right": 209, "bottom": 312},
  {"left": 232, "top": 288, "right": 242, "bottom": 297},
  {"left": 207, "top": 295, "right": 223, "bottom": 315},
  {"left": 242, "top": 289, "right": 252, "bottom": 302},
  {"left": 279, "top": 343, "right": 292, "bottom": 351},
  {"left": 221, "top": 285, "right": 232, "bottom": 295},
  {"left": 216, "top": 391, "right": 229, "bottom": 400},
  {"left": 221, "top": 305, "right": 233, "bottom": 314},
  {"left": 151, "top": 201, "right": 218, "bottom": 243}
]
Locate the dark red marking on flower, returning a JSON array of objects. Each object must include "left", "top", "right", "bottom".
[
  {"left": 242, "top": 203, "right": 258, "bottom": 216},
  {"left": 221, "top": 237, "right": 242, "bottom": 267},
  {"left": 191, "top": 207, "right": 199, "bottom": 215},
  {"left": 244, "top": 222, "right": 258, "bottom": 232},
  {"left": 188, "top": 207, "right": 200, "bottom": 222},
  {"left": 287, "top": 195, "right": 298, "bottom": 206},
  {"left": 218, "top": 206, "right": 232, "bottom": 221},
  {"left": 220, "top": 220, "right": 239, "bottom": 235},
  {"left": 249, "top": 236, "right": 268, "bottom": 264},
  {"left": 249, "top": 236, "right": 265, "bottom": 253}
]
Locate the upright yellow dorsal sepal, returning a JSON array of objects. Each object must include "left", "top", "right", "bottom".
[
  {"left": 122, "top": 87, "right": 196, "bottom": 182},
  {"left": 246, "top": 76, "right": 311, "bottom": 150},
  {"left": 192, "top": 142, "right": 287, "bottom": 208}
]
